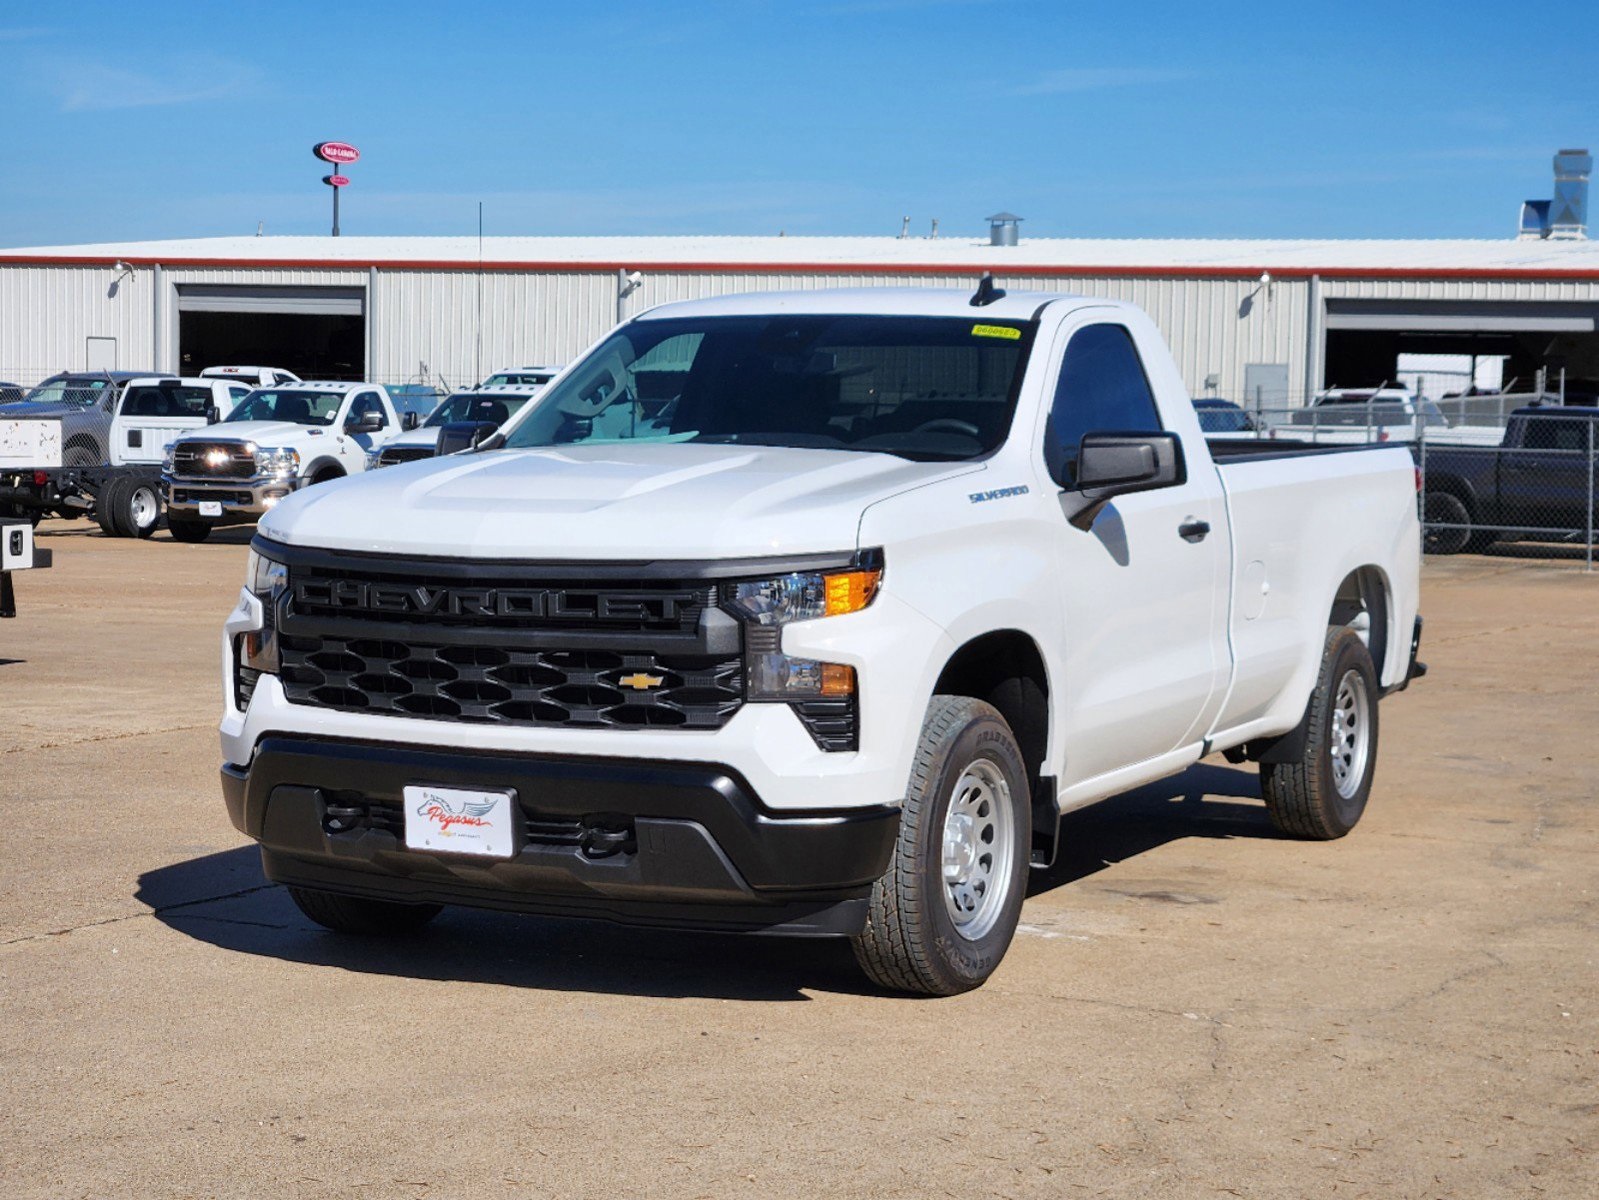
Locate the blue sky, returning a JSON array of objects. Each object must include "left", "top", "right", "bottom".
[{"left": 0, "top": 0, "right": 1593, "bottom": 246}]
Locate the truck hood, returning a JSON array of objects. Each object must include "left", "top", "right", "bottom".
[
  {"left": 259, "top": 442, "right": 980, "bottom": 559},
  {"left": 384, "top": 426, "right": 440, "bottom": 450},
  {"left": 193, "top": 421, "right": 335, "bottom": 447}
]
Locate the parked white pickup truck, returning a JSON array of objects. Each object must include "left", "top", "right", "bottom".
[
  {"left": 164, "top": 381, "right": 417, "bottom": 542},
  {"left": 221, "top": 286, "right": 1424, "bottom": 994}
]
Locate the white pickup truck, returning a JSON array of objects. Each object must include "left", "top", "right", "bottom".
[
  {"left": 163, "top": 381, "right": 418, "bottom": 542},
  {"left": 220, "top": 286, "right": 1424, "bottom": 995}
]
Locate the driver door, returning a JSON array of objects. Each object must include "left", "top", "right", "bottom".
[
  {"left": 1042, "top": 315, "right": 1229, "bottom": 791},
  {"left": 339, "top": 390, "right": 389, "bottom": 465}
]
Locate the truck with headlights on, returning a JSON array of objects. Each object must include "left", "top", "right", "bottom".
[
  {"left": 220, "top": 285, "right": 1424, "bottom": 994},
  {"left": 163, "top": 381, "right": 418, "bottom": 541}
]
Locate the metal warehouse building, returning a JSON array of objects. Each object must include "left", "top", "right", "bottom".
[{"left": 3, "top": 231, "right": 1599, "bottom": 403}]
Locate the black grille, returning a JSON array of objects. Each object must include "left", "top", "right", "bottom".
[
  {"left": 288, "top": 562, "right": 710, "bottom": 634},
  {"left": 378, "top": 445, "right": 436, "bottom": 466},
  {"left": 174, "top": 487, "right": 254, "bottom": 505},
  {"left": 173, "top": 441, "right": 255, "bottom": 479},
  {"left": 793, "top": 697, "right": 859, "bottom": 752},
  {"left": 279, "top": 635, "right": 742, "bottom": 729}
]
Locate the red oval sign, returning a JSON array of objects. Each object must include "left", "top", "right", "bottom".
[
  {"left": 313, "top": 141, "right": 360, "bottom": 164},
  {"left": 322, "top": 174, "right": 350, "bottom": 188}
]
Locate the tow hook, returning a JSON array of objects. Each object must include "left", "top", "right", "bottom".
[{"left": 580, "top": 816, "right": 636, "bottom": 859}]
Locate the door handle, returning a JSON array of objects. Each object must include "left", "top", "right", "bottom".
[{"left": 1178, "top": 518, "right": 1211, "bottom": 543}]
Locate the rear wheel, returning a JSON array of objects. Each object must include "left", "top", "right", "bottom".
[
  {"left": 106, "top": 477, "right": 162, "bottom": 538},
  {"left": 166, "top": 517, "right": 212, "bottom": 543},
  {"left": 287, "top": 886, "right": 442, "bottom": 936},
  {"left": 1261, "top": 626, "right": 1380, "bottom": 840},
  {"left": 852, "top": 696, "right": 1030, "bottom": 996}
]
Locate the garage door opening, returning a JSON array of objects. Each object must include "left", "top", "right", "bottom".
[
  {"left": 1324, "top": 299, "right": 1599, "bottom": 406},
  {"left": 176, "top": 285, "right": 365, "bottom": 380}
]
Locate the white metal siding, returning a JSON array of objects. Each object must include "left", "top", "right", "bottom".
[{"left": 2, "top": 257, "right": 1597, "bottom": 401}]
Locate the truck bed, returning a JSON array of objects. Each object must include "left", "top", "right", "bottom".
[{"left": 1205, "top": 437, "right": 1395, "bottom": 462}]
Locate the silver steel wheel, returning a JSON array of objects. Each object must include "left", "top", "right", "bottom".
[
  {"left": 129, "top": 485, "right": 159, "bottom": 530},
  {"left": 940, "top": 758, "right": 1015, "bottom": 941},
  {"left": 1329, "top": 668, "right": 1372, "bottom": 800}
]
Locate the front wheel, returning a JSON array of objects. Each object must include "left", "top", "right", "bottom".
[
  {"left": 1261, "top": 626, "right": 1380, "bottom": 840},
  {"left": 166, "top": 517, "right": 212, "bottom": 543},
  {"left": 287, "top": 886, "right": 442, "bottom": 936},
  {"left": 851, "top": 696, "right": 1030, "bottom": 996}
]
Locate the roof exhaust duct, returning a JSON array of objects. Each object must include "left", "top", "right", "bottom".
[
  {"left": 987, "top": 212, "right": 1022, "bottom": 246},
  {"left": 1549, "top": 148, "right": 1591, "bottom": 240}
]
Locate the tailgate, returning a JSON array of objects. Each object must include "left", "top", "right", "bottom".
[{"left": 0, "top": 419, "right": 63, "bottom": 470}]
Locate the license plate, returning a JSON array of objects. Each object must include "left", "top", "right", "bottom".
[
  {"left": 403, "top": 785, "right": 518, "bottom": 859},
  {"left": 198, "top": 500, "right": 223, "bottom": 517}
]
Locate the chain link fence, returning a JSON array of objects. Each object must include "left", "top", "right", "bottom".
[{"left": 1202, "top": 395, "right": 1598, "bottom": 571}]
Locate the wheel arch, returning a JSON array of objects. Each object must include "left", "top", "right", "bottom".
[
  {"left": 303, "top": 456, "right": 346, "bottom": 484},
  {"left": 931, "top": 628, "right": 1056, "bottom": 866},
  {"left": 1329, "top": 564, "right": 1393, "bottom": 689}
]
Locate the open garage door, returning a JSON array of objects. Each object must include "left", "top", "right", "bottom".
[
  {"left": 176, "top": 284, "right": 366, "bottom": 380},
  {"left": 1324, "top": 299, "right": 1599, "bottom": 404}
]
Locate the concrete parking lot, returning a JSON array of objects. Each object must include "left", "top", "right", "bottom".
[{"left": 2, "top": 525, "right": 1594, "bottom": 1199}]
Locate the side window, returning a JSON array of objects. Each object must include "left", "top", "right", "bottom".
[
  {"left": 350, "top": 391, "right": 388, "bottom": 428},
  {"left": 1523, "top": 418, "right": 1587, "bottom": 452},
  {"left": 229, "top": 386, "right": 250, "bottom": 406},
  {"left": 1044, "top": 324, "right": 1162, "bottom": 486}
]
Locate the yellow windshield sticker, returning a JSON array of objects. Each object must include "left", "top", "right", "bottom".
[{"left": 971, "top": 324, "right": 1021, "bottom": 341}]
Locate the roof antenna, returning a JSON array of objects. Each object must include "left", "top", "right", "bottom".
[{"left": 970, "top": 273, "right": 1006, "bottom": 307}]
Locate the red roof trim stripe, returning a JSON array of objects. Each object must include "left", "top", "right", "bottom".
[{"left": 2, "top": 254, "right": 1598, "bottom": 282}]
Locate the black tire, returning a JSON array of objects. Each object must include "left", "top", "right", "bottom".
[
  {"left": 63, "top": 442, "right": 99, "bottom": 468},
  {"left": 166, "top": 517, "right": 213, "bottom": 543},
  {"left": 1261, "top": 626, "right": 1380, "bottom": 840},
  {"left": 1422, "top": 491, "right": 1470, "bottom": 555},
  {"left": 852, "top": 696, "right": 1031, "bottom": 996},
  {"left": 119, "top": 477, "right": 162, "bottom": 539},
  {"left": 95, "top": 478, "right": 127, "bottom": 536},
  {"left": 287, "top": 886, "right": 443, "bottom": 936}
]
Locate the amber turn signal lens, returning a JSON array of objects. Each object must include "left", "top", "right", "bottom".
[
  {"left": 820, "top": 663, "right": 857, "bottom": 696},
  {"left": 823, "top": 570, "right": 881, "bottom": 617}
]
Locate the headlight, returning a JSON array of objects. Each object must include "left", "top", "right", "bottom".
[
  {"left": 161, "top": 443, "right": 175, "bottom": 473},
  {"left": 237, "top": 548, "right": 288, "bottom": 702},
  {"left": 724, "top": 567, "right": 881, "bottom": 626},
  {"left": 723, "top": 558, "right": 880, "bottom": 702},
  {"left": 365, "top": 450, "right": 383, "bottom": 470},
  {"left": 254, "top": 446, "right": 300, "bottom": 478}
]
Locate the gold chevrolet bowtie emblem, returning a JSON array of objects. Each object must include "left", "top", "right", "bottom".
[{"left": 618, "top": 672, "right": 665, "bottom": 691}]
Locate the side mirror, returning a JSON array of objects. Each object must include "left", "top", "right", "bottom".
[
  {"left": 206, "top": 405, "right": 221, "bottom": 425},
  {"left": 346, "top": 410, "right": 384, "bottom": 434},
  {"left": 401, "top": 411, "right": 421, "bottom": 431},
  {"left": 1057, "top": 432, "right": 1185, "bottom": 530}
]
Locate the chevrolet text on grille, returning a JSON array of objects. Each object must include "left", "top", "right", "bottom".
[{"left": 292, "top": 578, "right": 693, "bottom": 622}]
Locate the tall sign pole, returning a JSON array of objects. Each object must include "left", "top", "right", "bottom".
[{"left": 312, "top": 142, "right": 360, "bottom": 237}]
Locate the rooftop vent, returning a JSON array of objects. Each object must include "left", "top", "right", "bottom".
[
  {"left": 987, "top": 212, "right": 1022, "bottom": 247},
  {"left": 1519, "top": 149, "right": 1590, "bottom": 240},
  {"left": 1549, "top": 148, "right": 1591, "bottom": 240}
]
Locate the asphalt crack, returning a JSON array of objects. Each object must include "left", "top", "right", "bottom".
[{"left": 0, "top": 883, "right": 279, "bottom": 948}]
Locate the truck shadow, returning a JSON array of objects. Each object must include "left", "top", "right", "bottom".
[
  {"left": 1029, "top": 761, "right": 1274, "bottom": 897},
  {"left": 136, "top": 762, "right": 1272, "bottom": 1001},
  {"left": 135, "top": 847, "right": 874, "bottom": 1002}
]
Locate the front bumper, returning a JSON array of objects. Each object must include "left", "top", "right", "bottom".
[
  {"left": 164, "top": 473, "right": 299, "bottom": 521},
  {"left": 224, "top": 735, "right": 901, "bottom": 935}
]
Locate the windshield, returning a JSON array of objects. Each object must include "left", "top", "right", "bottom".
[
  {"left": 22, "top": 377, "right": 112, "bottom": 407},
  {"left": 483, "top": 372, "right": 554, "bottom": 387},
  {"left": 501, "top": 315, "right": 1034, "bottom": 461},
  {"left": 120, "top": 384, "right": 215, "bottom": 417},
  {"left": 425, "top": 391, "right": 533, "bottom": 428},
  {"left": 225, "top": 389, "right": 342, "bottom": 425}
]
